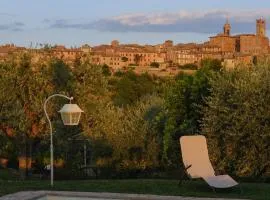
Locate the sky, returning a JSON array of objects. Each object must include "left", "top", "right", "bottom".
[{"left": 1, "top": 0, "right": 270, "bottom": 47}]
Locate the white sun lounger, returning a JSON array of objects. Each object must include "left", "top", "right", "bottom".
[{"left": 179, "top": 135, "right": 239, "bottom": 189}]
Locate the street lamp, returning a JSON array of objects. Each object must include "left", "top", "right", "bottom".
[
  {"left": 59, "top": 104, "right": 83, "bottom": 125},
  {"left": 44, "top": 94, "right": 84, "bottom": 187}
]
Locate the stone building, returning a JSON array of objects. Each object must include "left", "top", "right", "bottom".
[
  {"left": 210, "top": 18, "right": 269, "bottom": 55},
  {"left": 234, "top": 34, "right": 269, "bottom": 54},
  {"left": 0, "top": 44, "right": 26, "bottom": 60},
  {"left": 174, "top": 43, "right": 222, "bottom": 66},
  {"left": 163, "top": 40, "right": 174, "bottom": 48},
  {"left": 174, "top": 44, "right": 199, "bottom": 65},
  {"left": 2, "top": 18, "right": 268, "bottom": 75},
  {"left": 257, "top": 18, "right": 266, "bottom": 37},
  {"left": 209, "top": 35, "right": 236, "bottom": 53},
  {"left": 90, "top": 41, "right": 166, "bottom": 71},
  {"left": 223, "top": 19, "right": 231, "bottom": 36},
  {"left": 50, "top": 45, "right": 83, "bottom": 62},
  {"left": 209, "top": 19, "right": 236, "bottom": 53}
]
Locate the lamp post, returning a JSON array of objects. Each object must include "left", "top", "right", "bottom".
[{"left": 44, "top": 94, "right": 83, "bottom": 187}]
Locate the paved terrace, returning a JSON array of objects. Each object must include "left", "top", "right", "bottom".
[{"left": 0, "top": 191, "right": 249, "bottom": 200}]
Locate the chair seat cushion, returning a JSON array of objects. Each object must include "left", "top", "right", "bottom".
[{"left": 202, "top": 175, "right": 238, "bottom": 188}]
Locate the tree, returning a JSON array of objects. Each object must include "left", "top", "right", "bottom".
[
  {"left": 134, "top": 54, "right": 142, "bottom": 66},
  {"left": 200, "top": 58, "right": 222, "bottom": 71},
  {"left": 102, "top": 64, "right": 111, "bottom": 76},
  {"left": 112, "top": 72, "right": 156, "bottom": 107},
  {"left": 178, "top": 63, "right": 198, "bottom": 70},
  {"left": 43, "top": 43, "right": 53, "bottom": 52},
  {"left": 121, "top": 57, "right": 128, "bottom": 62},
  {"left": 50, "top": 58, "right": 73, "bottom": 93},
  {"left": 114, "top": 70, "right": 125, "bottom": 77},
  {"left": 201, "top": 64, "right": 270, "bottom": 177},
  {"left": 253, "top": 56, "right": 258, "bottom": 65},
  {"left": 0, "top": 52, "right": 55, "bottom": 176},
  {"left": 162, "top": 65, "right": 216, "bottom": 168},
  {"left": 72, "top": 58, "right": 110, "bottom": 140},
  {"left": 150, "top": 62, "right": 160, "bottom": 68},
  {"left": 91, "top": 95, "right": 164, "bottom": 176}
]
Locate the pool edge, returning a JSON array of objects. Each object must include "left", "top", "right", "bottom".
[{"left": 0, "top": 191, "right": 250, "bottom": 200}]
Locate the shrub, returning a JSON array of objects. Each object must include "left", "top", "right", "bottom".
[
  {"left": 114, "top": 70, "right": 125, "bottom": 77},
  {"left": 178, "top": 63, "right": 198, "bottom": 70}
]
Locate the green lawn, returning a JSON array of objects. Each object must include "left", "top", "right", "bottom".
[{"left": 0, "top": 179, "right": 269, "bottom": 199}]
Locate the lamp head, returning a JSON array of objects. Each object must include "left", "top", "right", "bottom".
[{"left": 59, "top": 104, "right": 84, "bottom": 125}]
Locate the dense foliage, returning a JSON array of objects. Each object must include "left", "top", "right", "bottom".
[
  {"left": 112, "top": 71, "right": 158, "bottom": 107},
  {"left": 161, "top": 59, "right": 222, "bottom": 168},
  {"left": 202, "top": 64, "right": 270, "bottom": 177},
  {"left": 0, "top": 53, "right": 269, "bottom": 180},
  {"left": 0, "top": 53, "right": 55, "bottom": 174}
]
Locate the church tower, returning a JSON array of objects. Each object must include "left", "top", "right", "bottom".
[
  {"left": 223, "top": 18, "right": 231, "bottom": 36},
  {"left": 256, "top": 18, "right": 266, "bottom": 37}
]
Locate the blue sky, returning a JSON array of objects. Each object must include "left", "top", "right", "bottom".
[{"left": 1, "top": 0, "right": 270, "bottom": 47}]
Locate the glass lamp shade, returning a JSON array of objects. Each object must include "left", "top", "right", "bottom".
[{"left": 59, "top": 104, "right": 84, "bottom": 125}]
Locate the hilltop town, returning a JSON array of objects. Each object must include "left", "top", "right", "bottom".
[{"left": 1, "top": 18, "right": 269, "bottom": 76}]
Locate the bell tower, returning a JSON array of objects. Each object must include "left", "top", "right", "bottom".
[
  {"left": 223, "top": 18, "right": 231, "bottom": 36},
  {"left": 256, "top": 18, "right": 266, "bottom": 37}
]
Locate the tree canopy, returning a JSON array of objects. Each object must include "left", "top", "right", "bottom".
[{"left": 202, "top": 64, "right": 270, "bottom": 177}]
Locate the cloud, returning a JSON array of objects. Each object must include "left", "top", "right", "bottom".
[
  {"left": 42, "top": 19, "right": 52, "bottom": 24},
  {"left": 0, "top": 21, "right": 25, "bottom": 31},
  {"left": 47, "top": 10, "right": 270, "bottom": 34},
  {"left": 0, "top": 12, "right": 16, "bottom": 17}
]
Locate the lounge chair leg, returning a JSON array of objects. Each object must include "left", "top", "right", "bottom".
[
  {"left": 178, "top": 172, "right": 185, "bottom": 186},
  {"left": 211, "top": 187, "right": 216, "bottom": 193},
  {"left": 178, "top": 164, "right": 192, "bottom": 187}
]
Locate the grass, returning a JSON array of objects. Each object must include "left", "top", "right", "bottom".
[
  {"left": 0, "top": 179, "right": 269, "bottom": 199},
  {"left": 0, "top": 169, "right": 269, "bottom": 199}
]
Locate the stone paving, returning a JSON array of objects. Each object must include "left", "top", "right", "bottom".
[{"left": 0, "top": 191, "right": 249, "bottom": 200}]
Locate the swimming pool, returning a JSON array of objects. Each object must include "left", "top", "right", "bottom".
[{"left": 2, "top": 190, "right": 239, "bottom": 200}]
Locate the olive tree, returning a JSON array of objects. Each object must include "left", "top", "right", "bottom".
[{"left": 202, "top": 64, "right": 270, "bottom": 177}]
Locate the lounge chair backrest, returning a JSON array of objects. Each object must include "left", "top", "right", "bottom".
[{"left": 180, "top": 135, "right": 215, "bottom": 178}]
